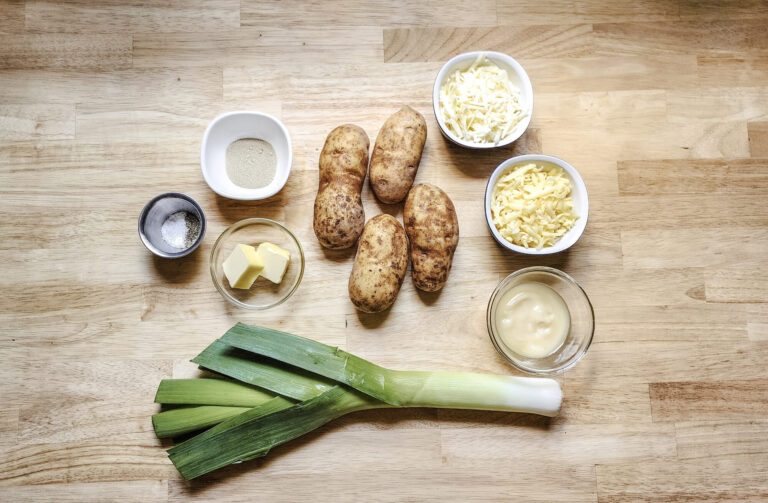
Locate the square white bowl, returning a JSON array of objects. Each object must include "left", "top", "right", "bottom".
[
  {"left": 433, "top": 51, "right": 533, "bottom": 149},
  {"left": 485, "top": 154, "right": 589, "bottom": 255},
  {"left": 201, "top": 111, "right": 292, "bottom": 200}
]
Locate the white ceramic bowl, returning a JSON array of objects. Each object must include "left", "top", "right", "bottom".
[
  {"left": 433, "top": 51, "right": 533, "bottom": 149},
  {"left": 485, "top": 154, "right": 589, "bottom": 255},
  {"left": 201, "top": 111, "right": 292, "bottom": 200}
]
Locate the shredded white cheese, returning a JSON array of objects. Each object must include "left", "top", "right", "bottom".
[
  {"left": 491, "top": 162, "right": 578, "bottom": 249},
  {"left": 439, "top": 54, "right": 526, "bottom": 145}
]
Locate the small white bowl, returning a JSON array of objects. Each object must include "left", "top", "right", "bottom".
[
  {"left": 201, "top": 111, "right": 292, "bottom": 200},
  {"left": 433, "top": 51, "right": 533, "bottom": 149},
  {"left": 485, "top": 154, "right": 589, "bottom": 255}
]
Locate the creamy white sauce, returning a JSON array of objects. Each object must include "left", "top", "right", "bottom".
[{"left": 495, "top": 282, "right": 570, "bottom": 358}]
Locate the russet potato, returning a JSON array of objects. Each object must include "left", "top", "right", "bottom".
[
  {"left": 313, "top": 124, "right": 370, "bottom": 249},
  {"left": 369, "top": 106, "right": 427, "bottom": 204},
  {"left": 403, "top": 183, "right": 459, "bottom": 292},
  {"left": 348, "top": 214, "right": 409, "bottom": 313}
]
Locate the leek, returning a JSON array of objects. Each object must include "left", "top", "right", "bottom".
[
  {"left": 154, "top": 378, "right": 275, "bottom": 407},
  {"left": 159, "top": 324, "right": 563, "bottom": 479},
  {"left": 167, "top": 340, "right": 393, "bottom": 478},
  {"left": 220, "top": 323, "right": 562, "bottom": 416},
  {"left": 153, "top": 341, "right": 345, "bottom": 442},
  {"left": 152, "top": 405, "right": 251, "bottom": 438},
  {"left": 152, "top": 378, "right": 280, "bottom": 438},
  {"left": 192, "top": 340, "right": 336, "bottom": 401},
  {"left": 168, "top": 387, "right": 383, "bottom": 479}
]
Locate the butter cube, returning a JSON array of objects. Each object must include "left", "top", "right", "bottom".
[
  {"left": 222, "top": 244, "right": 264, "bottom": 289},
  {"left": 255, "top": 242, "right": 291, "bottom": 284}
]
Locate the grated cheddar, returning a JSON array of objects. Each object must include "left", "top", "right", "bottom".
[
  {"left": 491, "top": 162, "right": 578, "bottom": 249},
  {"left": 439, "top": 54, "right": 526, "bottom": 145}
]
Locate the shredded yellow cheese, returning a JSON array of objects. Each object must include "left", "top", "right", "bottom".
[
  {"left": 439, "top": 54, "right": 526, "bottom": 145},
  {"left": 491, "top": 162, "right": 578, "bottom": 249}
]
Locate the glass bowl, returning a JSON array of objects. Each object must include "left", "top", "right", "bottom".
[
  {"left": 210, "top": 218, "right": 304, "bottom": 310},
  {"left": 487, "top": 266, "right": 594, "bottom": 375}
]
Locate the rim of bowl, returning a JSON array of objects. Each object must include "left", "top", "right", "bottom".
[
  {"left": 200, "top": 110, "right": 293, "bottom": 201},
  {"left": 484, "top": 154, "right": 589, "bottom": 255},
  {"left": 138, "top": 192, "right": 206, "bottom": 259},
  {"left": 209, "top": 218, "right": 305, "bottom": 310},
  {"left": 432, "top": 51, "right": 533, "bottom": 149},
  {"left": 486, "top": 266, "right": 595, "bottom": 375}
]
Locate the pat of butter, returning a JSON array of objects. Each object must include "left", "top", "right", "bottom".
[
  {"left": 222, "top": 244, "right": 264, "bottom": 289},
  {"left": 255, "top": 242, "right": 290, "bottom": 284}
]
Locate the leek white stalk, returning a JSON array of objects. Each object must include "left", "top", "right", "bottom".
[
  {"left": 394, "top": 371, "right": 562, "bottom": 416},
  {"left": 221, "top": 323, "right": 562, "bottom": 416}
]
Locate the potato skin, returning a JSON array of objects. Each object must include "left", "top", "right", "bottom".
[
  {"left": 313, "top": 125, "right": 370, "bottom": 249},
  {"left": 348, "top": 214, "right": 409, "bottom": 313},
  {"left": 369, "top": 106, "right": 427, "bottom": 204},
  {"left": 403, "top": 184, "right": 459, "bottom": 292}
]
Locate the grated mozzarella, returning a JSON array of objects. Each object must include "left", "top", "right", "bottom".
[
  {"left": 491, "top": 162, "right": 578, "bottom": 249},
  {"left": 439, "top": 54, "right": 526, "bottom": 145}
]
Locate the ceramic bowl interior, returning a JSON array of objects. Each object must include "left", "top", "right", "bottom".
[
  {"left": 210, "top": 218, "right": 304, "bottom": 310},
  {"left": 432, "top": 51, "right": 533, "bottom": 149},
  {"left": 487, "top": 267, "right": 594, "bottom": 375},
  {"left": 484, "top": 154, "right": 589, "bottom": 255},
  {"left": 201, "top": 111, "right": 292, "bottom": 200}
]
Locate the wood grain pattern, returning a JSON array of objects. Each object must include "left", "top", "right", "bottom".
[
  {"left": 618, "top": 159, "right": 768, "bottom": 195},
  {"left": 678, "top": 0, "right": 768, "bottom": 21},
  {"left": 0, "top": 104, "right": 74, "bottom": 140},
  {"left": 1, "top": 0, "right": 767, "bottom": 501},
  {"left": 134, "top": 28, "right": 383, "bottom": 68},
  {"left": 749, "top": 121, "right": 768, "bottom": 156},
  {"left": 240, "top": 0, "right": 499, "bottom": 29},
  {"left": 675, "top": 419, "right": 768, "bottom": 460},
  {"left": 496, "top": 0, "right": 680, "bottom": 24},
  {"left": 0, "top": 481, "right": 168, "bottom": 502},
  {"left": 25, "top": 0, "right": 240, "bottom": 33},
  {"left": 0, "top": 34, "right": 132, "bottom": 70},
  {"left": 0, "top": 407, "right": 19, "bottom": 445},
  {"left": 705, "top": 266, "right": 768, "bottom": 303},
  {"left": 593, "top": 19, "right": 768, "bottom": 56},
  {"left": 596, "top": 454, "right": 768, "bottom": 502},
  {"left": 0, "top": 68, "right": 222, "bottom": 105},
  {"left": 698, "top": 55, "right": 768, "bottom": 87},
  {"left": 384, "top": 24, "right": 594, "bottom": 62},
  {"left": 650, "top": 380, "right": 768, "bottom": 422},
  {"left": 0, "top": 0, "right": 24, "bottom": 34},
  {"left": 169, "top": 459, "right": 599, "bottom": 503}
]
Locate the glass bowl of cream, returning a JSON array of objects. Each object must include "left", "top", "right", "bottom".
[{"left": 487, "top": 266, "right": 594, "bottom": 375}]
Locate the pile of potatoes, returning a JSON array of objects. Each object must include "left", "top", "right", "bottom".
[{"left": 313, "top": 106, "right": 459, "bottom": 314}]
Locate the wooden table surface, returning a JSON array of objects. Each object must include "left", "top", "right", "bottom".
[{"left": 2, "top": 1, "right": 768, "bottom": 501}]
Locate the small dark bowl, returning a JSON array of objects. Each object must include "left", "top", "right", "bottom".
[{"left": 138, "top": 192, "right": 206, "bottom": 258}]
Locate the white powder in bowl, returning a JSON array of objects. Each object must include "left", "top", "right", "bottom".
[{"left": 226, "top": 138, "right": 277, "bottom": 189}]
